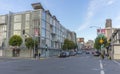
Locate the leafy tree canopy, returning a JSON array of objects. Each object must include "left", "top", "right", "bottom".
[
  {"left": 25, "top": 37, "right": 38, "bottom": 49},
  {"left": 62, "top": 39, "right": 77, "bottom": 50},
  {"left": 94, "top": 34, "right": 108, "bottom": 50},
  {"left": 9, "top": 35, "right": 23, "bottom": 46}
]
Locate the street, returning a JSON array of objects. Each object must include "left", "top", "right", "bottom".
[{"left": 0, "top": 53, "right": 120, "bottom": 74}]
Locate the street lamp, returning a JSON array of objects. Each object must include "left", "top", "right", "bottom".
[
  {"left": 90, "top": 26, "right": 104, "bottom": 57},
  {"left": 89, "top": 26, "right": 102, "bottom": 35}
]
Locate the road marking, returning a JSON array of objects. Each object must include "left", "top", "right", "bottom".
[
  {"left": 99, "top": 60, "right": 105, "bottom": 74},
  {"left": 113, "top": 60, "right": 120, "bottom": 66},
  {"left": 101, "top": 70, "right": 105, "bottom": 74},
  {"left": 92, "top": 68, "right": 99, "bottom": 71},
  {"left": 100, "top": 60, "right": 103, "bottom": 69}
]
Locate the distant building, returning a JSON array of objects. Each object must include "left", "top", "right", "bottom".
[
  {"left": 84, "top": 40, "right": 94, "bottom": 49},
  {"left": 77, "top": 38, "right": 84, "bottom": 50}
]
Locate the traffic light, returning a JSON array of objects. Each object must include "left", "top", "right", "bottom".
[
  {"left": 45, "top": 44, "right": 48, "bottom": 51},
  {"left": 23, "top": 30, "right": 25, "bottom": 35},
  {"left": 25, "top": 38, "right": 27, "bottom": 42}
]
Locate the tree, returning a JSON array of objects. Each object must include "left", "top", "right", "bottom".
[
  {"left": 62, "top": 39, "right": 69, "bottom": 50},
  {"left": 9, "top": 35, "right": 23, "bottom": 57},
  {"left": 62, "top": 39, "right": 76, "bottom": 50},
  {"left": 25, "top": 37, "right": 38, "bottom": 57},
  {"left": 25, "top": 37, "right": 34, "bottom": 49},
  {"left": 94, "top": 34, "right": 108, "bottom": 50},
  {"left": 9, "top": 35, "right": 23, "bottom": 47}
]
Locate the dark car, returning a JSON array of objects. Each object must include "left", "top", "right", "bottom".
[
  {"left": 59, "top": 51, "right": 69, "bottom": 57},
  {"left": 93, "top": 51, "right": 101, "bottom": 56},
  {"left": 76, "top": 51, "right": 82, "bottom": 55},
  {"left": 69, "top": 51, "right": 76, "bottom": 56},
  {"left": 86, "top": 51, "right": 90, "bottom": 54}
]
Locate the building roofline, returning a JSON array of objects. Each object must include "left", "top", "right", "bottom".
[{"left": 31, "top": 2, "right": 44, "bottom": 10}]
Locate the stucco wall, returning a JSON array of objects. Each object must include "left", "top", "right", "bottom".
[
  {"left": 20, "top": 49, "right": 33, "bottom": 58},
  {"left": 113, "top": 46, "right": 120, "bottom": 59}
]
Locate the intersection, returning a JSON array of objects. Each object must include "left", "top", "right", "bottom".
[{"left": 0, "top": 53, "right": 120, "bottom": 74}]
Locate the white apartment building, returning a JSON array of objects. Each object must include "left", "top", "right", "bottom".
[{"left": 0, "top": 3, "right": 77, "bottom": 57}]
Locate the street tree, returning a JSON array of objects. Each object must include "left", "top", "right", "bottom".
[
  {"left": 62, "top": 39, "right": 77, "bottom": 50},
  {"left": 9, "top": 35, "right": 23, "bottom": 57},
  {"left": 94, "top": 34, "right": 107, "bottom": 50},
  {"left": 25, "top": 37, "right": 38, "bottom": 57},
  {"left": 9, "top": 35, "right": 23, "bottom": 47}
]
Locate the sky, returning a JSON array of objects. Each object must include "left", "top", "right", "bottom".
[{"left": 0, "top": 0, "right": 120, "bottom": 42}]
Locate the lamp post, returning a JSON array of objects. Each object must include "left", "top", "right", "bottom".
[
  {"left": 90, "top": 26, "right": 106, "bottom": 59},
  {"left": 45, "top": 44, "right": 48, "bottom": 57},
  {"left": 89, "top": 26, "right": 102, "bottom": 35},
  {"left": 90, "top": 26, "right": 102, "bottom": 48}
]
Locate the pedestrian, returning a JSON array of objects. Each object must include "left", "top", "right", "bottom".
[{"left": 38, "top": 53, "right": 41, "bottom": 58}]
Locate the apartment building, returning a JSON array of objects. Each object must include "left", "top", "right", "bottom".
[{"left": 0, "top": 3, "right": 77, "bottom": 57}]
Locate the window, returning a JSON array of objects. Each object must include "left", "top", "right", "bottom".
[
  {"left": 0, "top": 25, "right": 7, "bottom": 41},
  {"left": 14, "top": 23, "right": 21, "bottom": 30},
  {"left": 53, "top": 20, "right": 55, "bottom": 26},
  {"left": 25, "top": 22, "right": 29, "bottom": 29},
  {"left": 14, "top": 31, "right": 21, "bottom": 35},
  {"left": 3, "top": 32, "right": 6, "bottom": 38},
  {"left": 25, "top": 14, "right": 30, "bottom": 21},
  {"left": 42, "top": 11, "right": 46, "bottom": 20},
  {"left": 0, "top": 25, "right": 6, "bottom": 32},
  {"left": 0, "top": 16, "right": 5, "bottom": 23},
  {"left": 41, "top": 37, "right": 46, "bottom": 47},
  {"left": 14, "top": 15, "right": 21, "bottom": 22},
  {"left": 53, "top": 27, "right": 55, "bottom": 33},
  {"left": 42, "top": 20, "right": 46, "bottom": 29},
  {"left": 25, "top": 29, "right": 29, "bottom": 34},
  {"left": 50, "top": 17, "right": 52, "bottom": 25},
  {"left": 46, "top": 30, "right": 50, "bottom": 39},
  {"left": 41, "top": 28, "right": 46, "bottom": 37}
]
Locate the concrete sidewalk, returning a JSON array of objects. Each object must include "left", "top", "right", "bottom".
[{"left": 0, "top": 56, "right": 47, "bottom": 60}]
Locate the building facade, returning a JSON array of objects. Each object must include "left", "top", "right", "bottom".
[
  {"left": 0, "top": 3, "right": 77, "bottom": 57},
  {"left": 109, "top": 29, "right": 120, "bottom": 59},
  {"left": 84, "top": 40, "right": 94, "bottom": 49},
  {"left": 77, "top": 38, "right": 84, "bottom": 50}
]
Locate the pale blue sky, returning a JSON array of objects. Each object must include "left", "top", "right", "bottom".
[{"left": 0, "top": 0, "right": 120, "bottom": 42}]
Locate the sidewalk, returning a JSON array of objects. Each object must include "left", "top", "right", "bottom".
[{"left": 0, "top": 56, "right": 46, "bottom": 60}]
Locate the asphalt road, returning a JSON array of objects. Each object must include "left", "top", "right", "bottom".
[{"left": 0, "top": 54, "right": 120, "bottom": 74}]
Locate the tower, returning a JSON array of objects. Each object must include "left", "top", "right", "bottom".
[
  {"left": 105, "top": 19, "right": 113, "bottom": 40},
  {"left": 105, "top": 19, "right": 112, "bottom": 28}
]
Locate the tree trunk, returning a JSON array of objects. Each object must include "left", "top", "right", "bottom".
[{"left": 30, "top": 49, "right": 32, "bottom": 58}]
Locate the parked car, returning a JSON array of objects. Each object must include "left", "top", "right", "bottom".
[
  {"left": 59, "top": 51, "right": 69, "bottom": 57},
  {"left": 93, "top": 51, "right": 101, "bottom": 56},
  {"left": 76, "top": 51, "right": 82, "bottom": 54},
  {"left": 69, "top": 51, "right": 76, "bottom": 56},
  {"left": 85, "top": 51, "right": 90, "bottom": 54}
]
